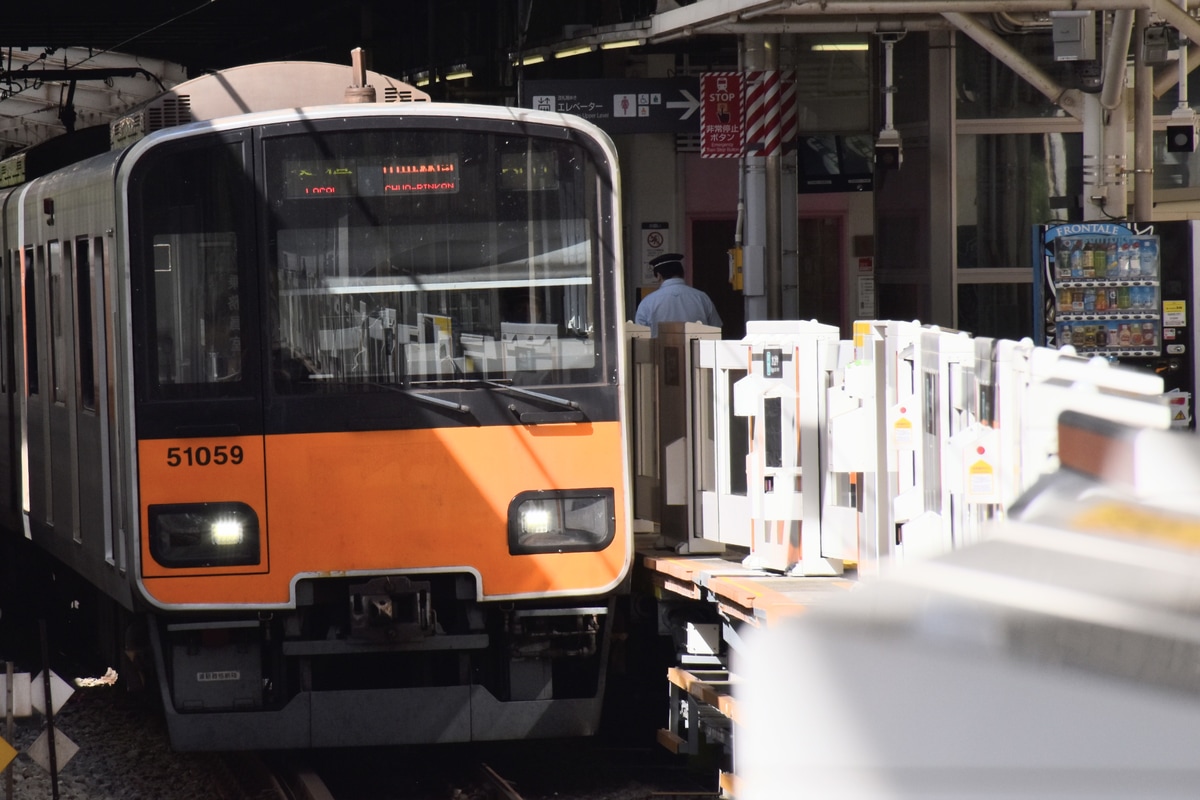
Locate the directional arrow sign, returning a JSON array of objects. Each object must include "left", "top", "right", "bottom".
[
  {"left": 522, "top": 78, "right": 701, "bottom": 135},
  {"left": 0, "top": 736, "right": 16, "bottom": 772},
  {"left": 0, "top": 672, "right": 32, "bottom": 717},
  {"left": 666, "top": 89, "right": 700, "bottom": 121},
  {"left": 27, "top": 728, "right": 80, "bottom": 773},
  {"left": 31, "top": 671, "right": 74, "bottom": 717}
]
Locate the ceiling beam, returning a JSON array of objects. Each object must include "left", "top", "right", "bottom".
[
  {"left": 0, "top": 46, "right": 185, "bottom": 149},
  {"left": 648, "top": 0, "right": 1200, "bottom": 40}
]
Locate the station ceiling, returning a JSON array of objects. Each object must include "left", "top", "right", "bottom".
[
  {"left": 2, "top": 1, "right": 669, "bottom": 80},
  {"left": 4, "top": 0, "right": 1198, "bottom": 153},
  {"left": 0, "top": 0, "right": 673, "bottom": 150}
]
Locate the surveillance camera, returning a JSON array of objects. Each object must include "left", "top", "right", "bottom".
[
  {"left": 1167, "top": 124, "right": 1196, "bottom": 152},
  {"left": 1167, "top": 110, "right": 1198, "bottom": 153},
  {"left": 1143, "top": 25, "right": 1179, "bottom": 66},
  {"left": 874, "top": 131, "right": 903, "bottom": 170}
]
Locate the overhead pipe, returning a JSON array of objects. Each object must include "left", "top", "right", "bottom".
[
  {"left": 992, "top": 11, "right": 1053, "bottom": 33},
  {"left": 1150, "top": 0, "right": 1200, "bottom": 45},
  {"left": 651, "top": 0, "right": 1200, "bottom": 109},
  {"left": 881, "top": 35, "right": 900, "bottom": 138},
  {"left": 652, "top": 0, "right": 1200, "bottom": 43},
  {"left": 734, "top": 0, "right": 1200, "bottom": 25},
  {"left": 1174, "top": 0, "right": 1191, "bottom": 115},
  {"left": 742, "top": 33, "right": 770, "bottom": 322},
  {"left": 758, "top": 0, "right": 1156, "bottom": 14},
  {"left": 1101, "top": 11, "right": 1135, "bottom": 110},
  {"left": 1135, "top": 8, "right": 1155, "bottom": 220},
  {"left": 736, "top": 36, "right": 746, "bottom": 253},
  {"left": 706, "top": 18, "right": 957, "bottom": 33},
  {"left": 942, "top": 11, "right": 1084, "bottom": 119}
]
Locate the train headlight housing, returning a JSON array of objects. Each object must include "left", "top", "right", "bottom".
[
  {"left": 508, "top": 489, "right": 615, "bottom": 554},
  {"left": 148, "top": 502, "right": 261, "bottom": 567}
]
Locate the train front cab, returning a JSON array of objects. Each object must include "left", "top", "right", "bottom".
[{"left": 114, "top": 107, "right": 630, "bottom": 749}]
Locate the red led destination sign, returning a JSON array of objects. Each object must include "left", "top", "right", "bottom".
[
  {"left": 284, "top": 155, "right": 459, "bottom": 198},
  {"left": 380, "top": 159, "right": 458, "bottom": 194}
]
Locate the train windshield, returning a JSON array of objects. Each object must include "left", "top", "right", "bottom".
[{"left": 263, "top": 125, "right": 613, "bottom": 392}]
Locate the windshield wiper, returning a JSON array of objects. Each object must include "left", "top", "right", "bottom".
[
  {"left": 484, "top": 380, "right": 578, "bottom": 410},
  {"left": 484, "top": 380, "right": 586, "bottom": 424},
  {"left": 406, "top": 390, "right": 472, "bottom": 414},
  {"left": 364, "top": 381, "right": 472, "bottom": 415}
]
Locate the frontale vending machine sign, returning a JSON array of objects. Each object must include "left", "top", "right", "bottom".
[{"left": 1039, "top": 222, "right": 1162, "bottom": 358}]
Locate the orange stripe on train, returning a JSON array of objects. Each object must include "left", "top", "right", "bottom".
[{"left": 138, "top": 422, "right": 628, "bottom": 606}]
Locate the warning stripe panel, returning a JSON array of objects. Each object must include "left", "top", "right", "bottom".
[{"left": 744, "top": 69, "right": 798, "bottom": 157}]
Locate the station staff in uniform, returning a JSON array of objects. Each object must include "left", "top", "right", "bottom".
[{"left": 634, "top": 253, "right": 723, "bottom": 336}]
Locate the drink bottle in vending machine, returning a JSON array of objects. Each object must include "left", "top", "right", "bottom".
[{"left": 1034, "top": 221, "right": 1197, "bottom": 429}]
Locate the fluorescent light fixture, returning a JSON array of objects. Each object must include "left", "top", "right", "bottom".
[
  {"left": 600, "top": 39, "right": 641, "bottom": 50},
  {"left": 555, "top": 44, "right": 594, "bottom": 59},
  {"left": 416, "top": 77, "right": 430, "bottom": 86},
  {"left": 444, "top": 68, "right": 474, "bottom": 81},
  {"left": 517, "top": 54, "right": 546, "bottom": 66},
  {"left": 812, "top": 43, "right": 869, "bottom": 51}
]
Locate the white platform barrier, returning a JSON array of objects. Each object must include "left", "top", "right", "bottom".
[{"left": 735, "top": 413, "right": 1200, "bottom": 799}]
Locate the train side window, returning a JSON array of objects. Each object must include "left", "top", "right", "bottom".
[
  {"left": 0, "top": 250, "right": 7, "bottom": 395},
  {"left": 151, "top": 232, "right": 241, "bottom": 386},
  {"left": 76, "top": 237, "right": 97, "bottom": 411},
  {"left": 129, "top": 133, "right": 256, "bottom": 401},
  {"left": 48, "top": 240, "right": 67, "bottom": 405},
  {"left": 25, "top": 246, "right": 39, "bottom": 397}
]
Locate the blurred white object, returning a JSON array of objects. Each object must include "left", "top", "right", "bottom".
[{"left": 736, "top": 412, "right": 1200, "bottom": 799}]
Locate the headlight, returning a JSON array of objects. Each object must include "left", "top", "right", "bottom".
[
  {"left": 148, "top": 502, "right": 261, "bottom": 567},
  {"left": 508, "top": 489, "right": 615, "bottom": 554}
]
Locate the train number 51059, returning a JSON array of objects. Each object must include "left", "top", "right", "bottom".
[{"left": 166, "top": 445, "right": 245, "bottom": 467}]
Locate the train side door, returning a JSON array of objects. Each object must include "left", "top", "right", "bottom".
[
  {"left": 46, "top": 239, "right": 80, "bottom": 543},
  {"left": 74, "top": 237, "right": 113, "bottom": 571},
  {"left": 22, "top": 242, "right": 52, "bottom": 531},
  {"left": 0, "top": 247, "right": 18, "bottom": 530}
]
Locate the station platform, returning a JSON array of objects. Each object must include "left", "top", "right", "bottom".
[
  {"left": 638, "top": 541, "right": 854, "bottom": 626},
  {"left": 634, "top": 535, "right": 857, "bottom": 797}
]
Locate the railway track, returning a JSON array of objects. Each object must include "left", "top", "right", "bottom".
[
  {"left": 479, "top": 763, "right": 525, "bottom": 799},
  {"left": 219, "top": 753, "right": 335, "bottom": 800},
  {"left": 276, "top": 739, "right": 719, "bottom": 800}
]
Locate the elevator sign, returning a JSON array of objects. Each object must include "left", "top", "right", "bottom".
[
  {"left": 522, "top": 79, "right": 701, "bottom": 134},
  {"left": 700, "top": 73, "right": 744, "bottom": 158}
]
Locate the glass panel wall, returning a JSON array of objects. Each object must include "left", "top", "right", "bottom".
[
  {"left": 957, "top": 131, "right": 1083, "bottom": 271},
  {"left": 954, "top": 31, "right": 1088, "bottom": 340},
  {"left": 956, "top": 33, "right": 1077, "bottom": 120},
  {"left": 957, "top": 283, "right": 1033, "bottom": 341}
]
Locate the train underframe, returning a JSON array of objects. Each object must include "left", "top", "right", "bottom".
[{"left": 145, "top": 572, "right": 616, "bottom": 750}]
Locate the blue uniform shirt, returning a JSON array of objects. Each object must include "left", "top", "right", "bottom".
[{"left": 634, "top": 277, "right": 723, "bottom": 336}]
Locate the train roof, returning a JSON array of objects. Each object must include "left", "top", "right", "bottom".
[
  {"left": 1, "top": 59, "right": 430, "bottom": 188},
  {"left": 108, "top": 60, "right": 430, "bottom": 150}
]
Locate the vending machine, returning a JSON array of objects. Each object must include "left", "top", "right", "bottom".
[{"left": 1033, "top": 221, "right": 1198, "bottom": 429}]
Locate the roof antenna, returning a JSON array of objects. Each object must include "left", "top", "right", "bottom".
[{"left": 345, "top": 47, "right": 377, "bottom": 103}]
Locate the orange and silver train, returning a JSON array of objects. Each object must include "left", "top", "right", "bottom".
[{"left": 0, "top": 62, "right": 631, "bottom": 749}]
